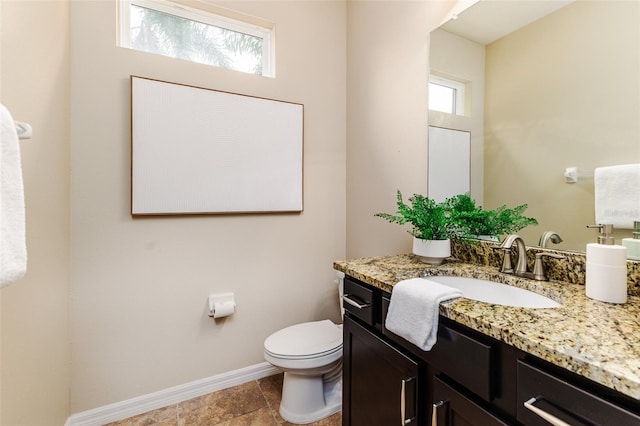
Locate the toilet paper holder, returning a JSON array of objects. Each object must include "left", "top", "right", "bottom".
[{"left": 208, "top": 292, "right": 236, "bottom": 318}]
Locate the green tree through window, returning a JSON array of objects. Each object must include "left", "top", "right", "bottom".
[{"left": 130, "top": 4, "right": 264, "bottom": 75}]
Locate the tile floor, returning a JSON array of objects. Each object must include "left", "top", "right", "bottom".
[{"left": 106, "top": 373, "right": 342, "bottom": 426}]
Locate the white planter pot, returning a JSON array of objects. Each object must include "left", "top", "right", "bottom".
[
  {"left": 412, "top": 237, "right": 451, "bottom": 265},
  {"left": 473, "top": 235, "right": 500, "bottom": 242}
]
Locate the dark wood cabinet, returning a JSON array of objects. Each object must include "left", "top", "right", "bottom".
[
  {"left": 343, "top": 315, "right": 420, "bottom": 426},
  {"left": 342, "top": 274, "right": 640, "bottom": 426},
  {"left": 432, "top": 377, "right": 509, "bottom": 426}
]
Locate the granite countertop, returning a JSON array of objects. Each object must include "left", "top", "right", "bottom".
[{"left": 333, "top": 253, "right": 640, "bottom": 401}]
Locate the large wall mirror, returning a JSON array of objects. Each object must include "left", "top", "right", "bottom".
[{"left": 430, "top": 0, "right": 640, "bottom": 253}]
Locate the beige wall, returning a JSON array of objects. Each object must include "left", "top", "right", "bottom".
[
  {"left": 70, "top": 0, "right": 346, "bottom": 412},
  {"left": 0, "top": 0, "right": 72, "bottom": 424},
  {"left": 485, "top": 0, "right": 640, "bottom": 250},
  {"left": 346, "top": 0, "right": 455, "bottom": 259}
]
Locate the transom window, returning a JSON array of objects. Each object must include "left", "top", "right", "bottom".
[
  {"left": 119, "top": 0, "right": 274, "bottom": 77},
  {"left": 429, "top": 75, "right": 466, "bottom": 116}
]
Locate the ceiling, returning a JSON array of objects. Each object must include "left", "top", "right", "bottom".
[{"left": 440, "top": 0, "right": 575, "bottom": 45}]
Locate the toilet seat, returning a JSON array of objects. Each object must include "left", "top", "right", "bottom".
[{"left": 264, "top": 320, "right": 342, "bottom": 360}]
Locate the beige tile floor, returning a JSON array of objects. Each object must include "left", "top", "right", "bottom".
[{"left": 105, "top": 373, "right": 342, "bottom": 426}]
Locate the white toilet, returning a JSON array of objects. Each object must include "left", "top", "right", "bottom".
[{"left": 263, "top": 276, "right": 344, "bottom": 424}]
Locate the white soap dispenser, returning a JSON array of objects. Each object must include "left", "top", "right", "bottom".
[
  {"left": 585, "top": 224, "right": 628, "bottom": 304},
  {"left": 621, "top": 221, "right": 640, "bottom": 260}
]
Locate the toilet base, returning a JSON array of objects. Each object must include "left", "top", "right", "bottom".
[{"left": 279, "top": 370, "right": 342, "bottom": 424}]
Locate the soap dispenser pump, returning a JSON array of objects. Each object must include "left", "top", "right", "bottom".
[{"left": 585, "top": 224, "right": 628, "bottom": 304}]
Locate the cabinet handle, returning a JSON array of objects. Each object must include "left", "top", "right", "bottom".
[
  {"left": 342, "top": 294, "right": 371, "bottom": 309},
  {"left": 524, "top": 397, "right": 572, "bottom": 426},
  {"left": 431, "top": 400, "right": 444, "bottom": 426},
  {"left": 401, "top": 377, "right": 416, "bottom": 425}
]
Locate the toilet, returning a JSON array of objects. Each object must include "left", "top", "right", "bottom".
[{"left": 263, "top": 275, "right": 344, "bottom": 424}]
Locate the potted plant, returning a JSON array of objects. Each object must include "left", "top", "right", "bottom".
[
  {"left": 375, "top": 191, "right": 458, "bottom": 264},
  {"left": 446, "top": 194, "right": 538, "bottom": 239},
  {"left": 375, "top": 191, "right": 537, "bottom": 264}
]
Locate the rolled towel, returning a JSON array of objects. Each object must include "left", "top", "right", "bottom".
[
  {"left": 1, "top": 104, "right": 27, "bottom": 288},
  {"left": 385, "top": 278, "right": 462, "bottom": 351}
]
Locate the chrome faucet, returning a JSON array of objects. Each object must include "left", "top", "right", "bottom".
[
  {"left": 498, "top": 234, "right": 566, "bottom": 281},
  {"left": 538, "top": 231, "right": 563, "bottom": 248}
]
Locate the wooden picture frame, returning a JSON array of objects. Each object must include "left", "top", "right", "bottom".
[{"left": 131, "top": 76, "right": 304, "bottom": 215}]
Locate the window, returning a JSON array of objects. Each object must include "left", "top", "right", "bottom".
[
  {"left": 119, "top": 0, "right": 274, "bottom": 77},
  {"left": 429, "top": 75, "right": 466, "bottom": 116}
]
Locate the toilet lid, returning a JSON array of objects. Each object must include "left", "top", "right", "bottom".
[{"left": 264, "top": 320, "right": 342, "bottom": 358}]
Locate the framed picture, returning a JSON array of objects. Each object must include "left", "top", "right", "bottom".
[{"left": 131, "top": 76, "right": 304, "bottom": 215}]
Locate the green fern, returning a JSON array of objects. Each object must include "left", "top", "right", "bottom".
[{"left": 375, "top": 191, "right": 537, "bottom": 241}]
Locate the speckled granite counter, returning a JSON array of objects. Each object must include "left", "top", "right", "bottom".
[{"left": 333, "top": 253, "right": 640, "bottom": 401}]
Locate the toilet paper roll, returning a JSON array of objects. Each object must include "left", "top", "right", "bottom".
[{"left": 211, "top": 301, "right": 235, "bottom": 319}]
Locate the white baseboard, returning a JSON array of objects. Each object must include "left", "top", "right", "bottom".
[{"left": 65, "top": 362, "right": 281, "bottom": 426}]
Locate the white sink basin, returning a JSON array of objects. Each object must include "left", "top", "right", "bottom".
[{"left": 426, "top": 276, "right": 561, "bottom": 308}]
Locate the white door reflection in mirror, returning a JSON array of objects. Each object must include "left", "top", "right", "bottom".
[{"left": 428, "top": 126, "right": 470, "bottom": 202}]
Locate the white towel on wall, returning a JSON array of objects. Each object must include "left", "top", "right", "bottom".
[
  {"left": 1, "top": 104, "right": 27, "bottom": 288},
  {"left": 385, "top": 278, "right": 462, "bottom": 351},
  {"left": 594, "top": 164, "right": 640, "bottom": 229}
]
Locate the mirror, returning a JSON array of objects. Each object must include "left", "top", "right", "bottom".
[{"left": 429, "top": 0, "right": 640, "bottom": 252}]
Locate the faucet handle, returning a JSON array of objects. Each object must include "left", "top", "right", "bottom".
[
  {"left": 498, "top": 247, "right": 515, "bottom": 274},
  {"left": 532, "top": 252, "right": 567, "bottom": 281}
]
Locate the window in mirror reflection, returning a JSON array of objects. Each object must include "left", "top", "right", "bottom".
[{"left": 429, "top": 75, "right": 465, "bottom": 115}]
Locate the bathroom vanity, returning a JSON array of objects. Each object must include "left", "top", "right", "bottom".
[{"left": 335, "top": 252, "right": 640, "bottom": 426}]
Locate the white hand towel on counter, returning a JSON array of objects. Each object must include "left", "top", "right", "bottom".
[
  {"left": 1, "top": 104, "right": 27, "bottom": 288},
  {"left": 594, "top": 163, "right": 640, "bottom": 229},
  {"left": 385, "top": 278, "right": 462, "bottom": 351}
]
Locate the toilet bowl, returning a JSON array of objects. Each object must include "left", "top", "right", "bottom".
[{"left": 264, "top": 319, "right": 343, "bottom": 424}]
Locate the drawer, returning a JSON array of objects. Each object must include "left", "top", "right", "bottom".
[
  {"left": 517, "top": 360, "right": 640, "bottom": 426},
  {"left": 427, "top": 321, "right": 494, "bottom": 401},
  {"left": 343, "top": 276, "right": 374, "bottom": 326}
]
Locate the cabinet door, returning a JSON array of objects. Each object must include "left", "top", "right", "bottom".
[
  {"left": 343, "top": 315, "right": 419, "bottom": 426},
  {"left": 432, "top": 377, "right": 509, "bottom": 426}
]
